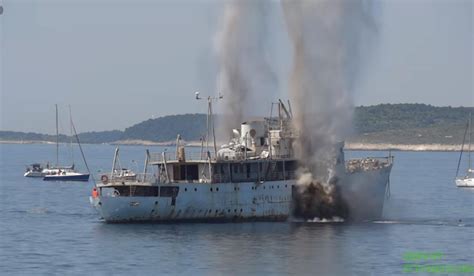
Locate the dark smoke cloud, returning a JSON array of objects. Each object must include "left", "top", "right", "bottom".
[
  {"left": 215, "top": 0, "right": 278, "bottom": 138},
  {"left": 214, "top": 0, "right": 377, "bottom": 220},
  {"left": 282, "top": 0, "right": 376, "bottom": 220}
]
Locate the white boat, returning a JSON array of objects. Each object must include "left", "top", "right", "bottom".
[
  {"left": 42, "top": 106, "right": 90, "bottom": 182},
  {"left": 24, "top": 104, "right": 90, "bottom": 181},
  {"left": 43, "top": 168, "right": 90, "bottom": 182},
  {"left": 456, "top": 172, "right": 474, "bottom": 187},
  {"left": 90, "top": 99, "right": 394, "bottom": 223},
  {"left": 98, "top": 147, "right": 138, "bottom": 184},
  {"left": 455, "top": 113, "right": 474, "bottom": 188},
  {"left": 24, "top": 104, "right": 63, "bottom": 178},
  {"left": 24, "top": 163, "right": 47, "bottom": 177}
]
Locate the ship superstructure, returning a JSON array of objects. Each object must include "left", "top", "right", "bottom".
[{"left": 90, "top": 100, "right": 393, "bottom": 222}]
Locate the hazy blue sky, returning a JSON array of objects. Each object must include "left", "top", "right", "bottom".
[{"left": 1, "top": 0, "right": 472, "bottom": 134}]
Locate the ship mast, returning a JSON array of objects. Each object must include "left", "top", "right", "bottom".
[{"left": 195, "top": 92, "right": 222, "bottom": 159}]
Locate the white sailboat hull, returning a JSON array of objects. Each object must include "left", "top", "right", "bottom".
[
  {"left": 456, "top": 177, "right": 474, "bottom": 188},
  {"left": 24, "top": 171, "right": 46, "bottom": 177}
]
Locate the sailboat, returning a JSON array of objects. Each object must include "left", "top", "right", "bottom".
[
  {"left": 24, "top": 105, "right": 63, "bottom": 178},
  {"left": 455, "top": 113, "right": 474, "bottom": 188},
  {"left": 24, "top": 105, "right": 90, "bottom": 181}
]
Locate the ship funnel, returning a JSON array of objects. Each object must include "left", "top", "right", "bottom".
[{"left": 232, "top": 129, "right": 240, "bottom": 138}]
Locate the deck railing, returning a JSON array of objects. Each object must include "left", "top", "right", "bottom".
[
  {"left": 96, "top": 173, "right": 156, "bottom": 185},
  {"left": 149, "top": 151, "right": 215, "bottom": 163},
  {"left": 345, "top": 156, "right": 393, "bottom": 173}
]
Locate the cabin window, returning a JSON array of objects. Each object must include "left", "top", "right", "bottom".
[
  {"left": 173, "top": 164, "right": 198, "bottom": 181},
  {"left": 180, "top": 165, "right": 186, "bottom": 180},
  {"left": 285, "top": 160, "right": 297, "bottom": 171},
  {"left": 233, "top": 164, "right": 238, "bottom": 173},
  {"left": 260, "top": 137, "right": 265, "bottom": 146},
  {"left": 246, "top": 164, "right": 250, "bottom": 178},
  {"left": 115, "top": 186, "right": 159, "bottom": 197},
  {"left": 173, "top": 165, "right": 182, "bottom": 180},
  {"left": 277, "top": 161, "right": 284, "bottom": 172},
  {"left": 186, "top": 165, "right": 199, "bottom": 180}
]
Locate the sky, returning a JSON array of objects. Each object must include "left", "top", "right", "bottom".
[{"left": 0, "top": 0, "right": 472, "bottom": 134}]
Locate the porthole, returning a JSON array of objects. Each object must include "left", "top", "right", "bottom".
[
  {"left": 216, "top": 187, "right": 219, "bottom": 192},
  {"left": 194, "top": 188, "right": 197, "bottom": 191},
  {"left": 184, "top": 188, "right": 187, "bottom": 191},
  {"left": 210, "top": 188, "right": 213, "bottom": 192}
]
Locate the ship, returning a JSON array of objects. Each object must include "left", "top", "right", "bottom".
[{"left": 90, "top": 99, "right": 393, "bottom": 223}]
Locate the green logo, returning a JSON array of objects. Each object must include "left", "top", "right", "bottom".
[{"left": 403, "top": 252, "right": 473, "bottom": 274}]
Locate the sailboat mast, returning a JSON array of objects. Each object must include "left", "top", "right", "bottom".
[
  {"left": 469, "top": 113, "right": 472, "bottom": 170},
  {"left": 55, "top": 104, "right": 59, "bottom": 167},
  {"left": 69, "top": 105, "right": 74, "bottom": 166},
  {"left": 455, "top": 120, "right": 468, "bottom": 177}
]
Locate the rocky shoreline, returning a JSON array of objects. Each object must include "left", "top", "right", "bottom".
[{"left": 1, "top": 139, "right": 470, "bottom": 152}]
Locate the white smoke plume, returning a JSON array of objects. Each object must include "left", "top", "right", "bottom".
[
  {"left": 213, "top": 0, "right": 376, "bottom": 219},
  {"left": 282, "top": 0, "right": 376, "bottom": 219},
  {"left": 215, "top": 0, "right": 278, "bottom": 138},
  {"left": 283, "top": 0, "right": 374, "bottom": 175}
]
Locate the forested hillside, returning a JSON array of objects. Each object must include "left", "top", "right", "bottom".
[{"left": 2, "top": 104, "right": 472, "bottom": 145}]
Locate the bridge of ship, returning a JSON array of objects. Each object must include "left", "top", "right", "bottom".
[{"left": 148, "top": 151, "right": 298, "bottom": 184}]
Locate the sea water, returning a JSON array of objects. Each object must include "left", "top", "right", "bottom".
[{"left": 0, "top": 144, "right": 473, "bottom": 275}]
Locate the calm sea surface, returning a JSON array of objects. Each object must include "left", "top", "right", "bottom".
[{"left": 1, "top": 144, "right": 473, "bottom": 275}]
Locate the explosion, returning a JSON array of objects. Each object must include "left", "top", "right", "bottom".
[
  {"left": 216, "top": 0, "right": 376, "bottom": 221},
  {"left": 282, "top": 0, "right": 375, "bottom": 220}
]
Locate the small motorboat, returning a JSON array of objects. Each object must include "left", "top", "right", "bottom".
[
  {"left": 24, "top": 163, "right": 46, "bottom": 177},
  {"left": 113, "top": 168, "right": 137, "bottom": 181}
]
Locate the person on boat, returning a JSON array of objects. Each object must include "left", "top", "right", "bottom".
[{"left": 92, "top": 187, "right": 99, "bottom": 198}]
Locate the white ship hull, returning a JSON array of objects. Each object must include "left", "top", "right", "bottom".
[
  {"left": 90, "top": 181, "right": 292, "bottom": 223},
  {"left": 341, "top": 166, "right": 392, "bottom": 220},
  {"left": 90, "top": 166, "right": 391, "bottom": 223}
]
